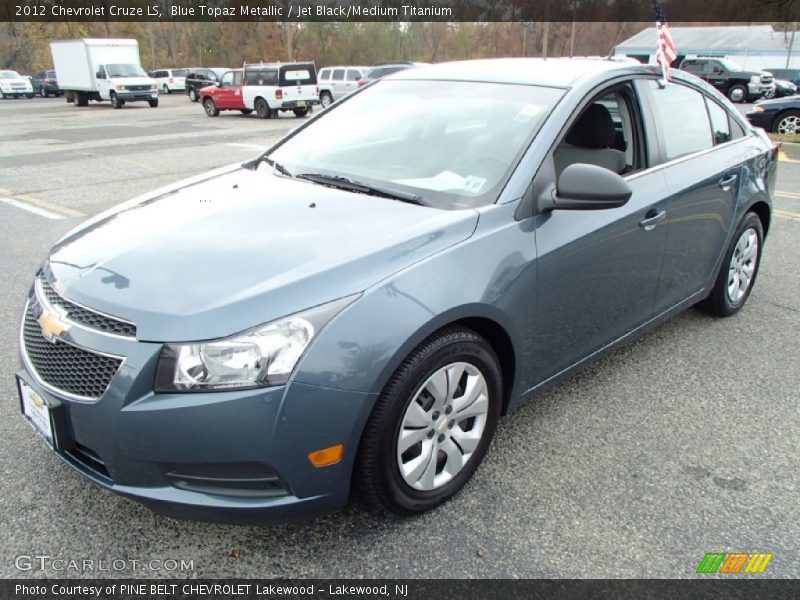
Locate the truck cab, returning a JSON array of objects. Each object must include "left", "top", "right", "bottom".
[
  {"left": 95, "top": 63, "right": 158, "bottom": 108},
  {"left": 679, "top": 57, "right": 774, "bottom": 103}
]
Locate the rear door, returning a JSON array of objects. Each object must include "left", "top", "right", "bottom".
[
  {"left": 330, "top": 68, "right": 345, "bottom": 99},
  {"left": 640, "top": 79, "right": 745, "bottom": 312},
  {"left": 279, "top": 64, "right": 317, "bottom": 105},
  {"left": 342, "top": 69, "right": 362, "bottom": 98}
]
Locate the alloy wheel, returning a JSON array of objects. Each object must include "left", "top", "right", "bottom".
[
  {"left": 396, "top": 362, "right": 489, "bottom": 491},
  {"left": 777, "top": 115, "right": 799, "bottom": 135},
  {"left": 727, "top": 228, "right": 758, "bottom": 303}
]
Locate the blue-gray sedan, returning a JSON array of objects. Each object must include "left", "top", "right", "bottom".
[{"left": 17, "top": 59, "right": 777, "bottom": 523}]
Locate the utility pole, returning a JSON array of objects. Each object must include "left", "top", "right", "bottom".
[
  {"left": 542, "top": 22, "right": 549, "bottom": 59},
  {"left": 786, "top": 28, "right": 796, "bottom": 69},
  {"left": 570, "top": 1, "right": 577, "bottom": 57}
]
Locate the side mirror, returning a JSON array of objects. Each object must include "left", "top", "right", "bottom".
[
  {"left": 96, "top": 71, "right": 103, "bottom": 79},
  {"left": 552, "top": 163, "right": 632, "bottom": 210}
]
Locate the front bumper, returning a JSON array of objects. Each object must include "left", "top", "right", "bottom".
[
  {"left": 17, "top": 292, "right": 375, "bottom": 524},
  {"left": 1, "top": 88, "right": 32, "bottom": 97},
  {"left": 116, "top": 91, "right": 158, "bottom": 102},
  {"left": 746, "top": 110, "right": 775, "bottom": 131}
]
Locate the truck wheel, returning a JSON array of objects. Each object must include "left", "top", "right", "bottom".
[
  {"left": 149, "top": 98, "right": 159, "bottom": 108},
  {"left": 26, "top": 93, "right": 34, "bottom": 99},
  {"left": 203, "top": 98, "right": 219, "bottom": 117},
  {"left": 727, "top": 84, "right": 747, "bottom": 103},
  {"left": 110, "top": 92, "right": 122, "bottom": 109},
  {"left": 293, "top": 108, "right": 309, "bottom": 118},
  {"left": 255, "top": 98, "right": 270, "bottom": 119},
  {"left": 74, "top": 92, "right": 88, "bottom": 107},
  {"left": 320, "top": 91, "right": 333, "bottom": 108},
  {"left": 0, "top": 90, "right": 4, "bottom": 99},
  {"left": 188, "top": 87, "right": 198, "bottom": 102},
  {"left": 240, "top": 109, "right": 253, "bottom": 115}
]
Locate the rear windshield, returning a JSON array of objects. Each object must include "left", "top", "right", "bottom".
[
  {"left": 172, "top": 69, "right": 187, "bottom": 77},
  {"left": 279, "top": 65, "right": 316, "bottom": 86}
]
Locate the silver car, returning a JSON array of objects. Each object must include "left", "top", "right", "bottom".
[{"left": 317, "top": 66, "right": 367, "bottom": 107}]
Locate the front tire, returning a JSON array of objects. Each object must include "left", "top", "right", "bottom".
[
  {"left": 39, "top": 86, "right": 48, "bottom": 98},
  {"left": 188, "top": 87, "right": 198, "bottom": 102},
  {"left": 203, "top": 97, "right": 219, "bottom": 117},
  {"left": 162, "top": 84, "right": 170, "bottom": 94},
  {"left": 149, "top": 98, "right": 159, "bottom": 108},
  {"left": 727, "top": 84, "right": 747, "bottom": 103},
  {"left": 697, "top": 212, "right": 763, "bottom": 317},
  {"left": 110, "top": 92, "right": 122, "bottom": 109},
  {"left": 356, "top": 327, "right": 502, "bottom": 516},
  {"left": 773, "top": 110, "right": 800, "bottom": 136},
  {"left": 320, "top": 91, "right": 333, "bottom": 108}
]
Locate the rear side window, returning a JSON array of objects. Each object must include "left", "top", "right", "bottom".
[
  {"left": 245, "top": 70, "right": 277, "bottom": 86},
  {"left": 332, "top": 69, "right": 344, "bottom": 81},
  {"left": 705, "top": 98, "right": 731, "bottom": 144},
  {"left": 647, "top": 80, "right": 713, "bottom": 161},
  {"left": 346, "top": 69, "right": 361, "bottom": 81},
  {"left": 318, "top": 69, "right": 330, "bottom": 81}
]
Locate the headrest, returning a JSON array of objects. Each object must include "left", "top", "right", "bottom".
[{"left": 565, "top": 104, "right": 616, "bottom": 148}]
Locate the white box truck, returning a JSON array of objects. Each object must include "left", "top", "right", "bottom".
[{"left": 50, "top": 38, "right": 158, "bottom": 109}]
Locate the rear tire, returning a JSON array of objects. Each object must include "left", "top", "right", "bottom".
[
  {"left": 188, "top": 87, "right": 198, "bottom": 102},
  {"left": 203, "top": 97, "right": 219, "bottom": 117},
  {"left": 293, "top": 107, "right": 309, "bottom": 118},
  {"left": 355, "top": 326, "right": 502, "bottom": 516},
  {"left": 74, "top": 91, "right": 88, "bottom": 107},
  {"left": 696, "top": 212, "right": 763, "bottom": 317},
  {"left": 255, "top": 98, "right": 270, "bottom": 119},
  {"left": 727, "top": 84, "right": 747, "bottom": 103}
]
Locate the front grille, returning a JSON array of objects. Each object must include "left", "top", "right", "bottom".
[
  {"left": 126, "top": 85, "right": 151, "bottom": 92},
  {"left": 40, "top": 277, "right": 136, "bottom": 338},
  {"left": 22, "top": 299, "right": 123, "bottom": 400}
]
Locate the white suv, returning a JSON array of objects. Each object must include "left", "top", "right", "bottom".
[
  {"left": 150, "top": 68, "right": 187, "bottom": 94},
  {"left": 317, "top": 66, "right": 366, "bottom": 107}
]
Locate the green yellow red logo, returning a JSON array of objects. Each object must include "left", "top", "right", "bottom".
[{"left": 696, "top": 552, "right": 773, "bottom": 574}]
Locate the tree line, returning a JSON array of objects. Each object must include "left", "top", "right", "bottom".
[{"left": 2, "top": 21, "right": 645, "bottom": 73}]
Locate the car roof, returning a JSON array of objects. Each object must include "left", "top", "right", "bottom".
[{"left": 391, "top": 58, "right": 658, "bottom": 87}]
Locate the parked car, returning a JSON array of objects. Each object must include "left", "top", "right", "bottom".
[
  {"left": 357, "top": 62, "right": 426, "bottom": 86},
  {"left": 17, "top": 58, "right": 776, "bottom": 523},
  {"left": 185, "top": 67, "right": 228, "bottom": 102},
  {"left": 746, "top": 95, "right": 800, "bottom": 135},
  {"left": 0, "top": 69, "right": 34, "bottom": 98},
  {"left": 201, "top": 63, "right": 318, "bottom": 118},
  {"left": 765, "top": 68, "right": 800, "bottom": 88},
  {"left": 150, "top": 68, "right": 187, "bottom": 94},
  {"left": 679, "top": 57, "right": 773, "bottom": 102},
  {"left": 317, "top": 66, "right": 366, "bottom": 106},
  {"left": 199, "top": 68, "right": 249, "bottom": 115},
  {"left": 31, "top": 70, "right": 61, "bottom": 97},
  {"left": 769, "top": 79, "right": 797, "bottom": 99}
]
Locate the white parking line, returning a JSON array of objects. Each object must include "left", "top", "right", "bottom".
[
  {"left": 226, "top": 143, "right": 270, "bottom": 151},
  {"left": 0, "top": 196, "right": 65, "bottom": 219}
]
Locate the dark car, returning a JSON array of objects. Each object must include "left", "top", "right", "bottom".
[
  {"left": 17, "top": 59, "right": 776, "bottom": 523},
  {"left": 679, "top": 57, "right": 772, "bottom": 102},
  {"left": 185, "top": 67, "right": 228, "bottom": 102},
  {"left": 31, "top": 70, "right": 61, "bottom": 97},
  {"left": 746, "top": 95, "right": 800, "bottom": 135},
  {"left": 765, "top": 68, "right": 800, "bottom": 88},
  {"left": 357, "top": 62, "right": 426, "bottom": 86},
  {"left": 771, "top": 79, "right": 798, "bottom": 99}
]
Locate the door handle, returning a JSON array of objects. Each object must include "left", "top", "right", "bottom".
[
  {"left": 718, "top": 174, "right": 738, "bottom": 190},
  {"left": 639, "top": 209, "right": 666, "bottom": 231}
]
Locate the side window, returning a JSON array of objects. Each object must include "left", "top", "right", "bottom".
[
  {"left": 332, "top": 69, "right": 345, "bottom": 81},
  {"left": 647, "top": 81, "right": 713, "bottom": 161},
  {"left": 220, "top": 72, "right": 234, "bottom": 86},
  {"left": 346, "top": 69, "right": 361, "bottom": 81},
  {"left": 232, "top": 71, "right": 243, "bottom": 86},
  {"left": 710, "top": 61, "right": 724, "bottom": 75},
  {"left": 207, "top": 71, "right": 218, "bottom": 82},
  {"left": 318, "top": 69, "right": 330, "bottom": 81},
  {"left": 553, "top": 84, "right": 644, "bottom": 178},
  {"left": 705, "top": 98, "right": 731, "bottom": 144},
  {"left": 729, "top": 117, "right": 746, "bottom": 140}
]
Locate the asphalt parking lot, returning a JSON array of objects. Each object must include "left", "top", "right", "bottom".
[{"left": 1, "top": 94, "right": 798, "bottom": 579}]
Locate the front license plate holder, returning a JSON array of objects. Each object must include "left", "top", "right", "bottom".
[{"left": 17, "top": 376, "right": 67, "bottom": 450}]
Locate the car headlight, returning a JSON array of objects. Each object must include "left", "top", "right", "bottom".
[
  {"left": 154, "top": 295, "right": 358, "bottom": 392},
  {"left": 751, "top": 106, "right": 765, "bottom": 113},
  {"left": 115, "top": 84, "right": 126, "bottom": 91},
  {"left": 750, "top": 75, "right": 760, "bottom": 84}
]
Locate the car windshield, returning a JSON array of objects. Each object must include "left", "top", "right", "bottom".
[
  {"left": 106, "top": 64, "right": 147, "bottom": 78},
  {"left": 0, "top": 70, "right": 21, "bottom": 79},
  {"left": 267, "top": 80, "right": 564, "bottom": 209},
  {"left": 718, "top": 59, "right": 744, "bottom": 72}
]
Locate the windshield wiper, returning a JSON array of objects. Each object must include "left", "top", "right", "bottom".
[
  {"left": 295, "top": 173, "right": 427, "bottom": 206},
  {"left": 242, "top": 155, "right": 292, "bottom": 177}
]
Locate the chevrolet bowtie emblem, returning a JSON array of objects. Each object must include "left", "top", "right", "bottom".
[{"left": 38, "top": 307, "right": 70, "bottom": 343}]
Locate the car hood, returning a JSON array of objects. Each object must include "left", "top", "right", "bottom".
[
  {"left": 1, "top": 77, "right": 30, "bottom": 86},
  {"left": 46, "top": 165, "right": 479, "bottom": 342},
  {"left": 111, "top": 76, "right": 155, "bottom": 85}
]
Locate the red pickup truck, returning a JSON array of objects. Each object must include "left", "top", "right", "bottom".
[{"left": 200, "top": 69, "right": 250, "bottom": 116}]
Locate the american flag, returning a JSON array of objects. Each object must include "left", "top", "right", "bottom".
[{"left": 653, "top": 0, "right": 677, "bottom": 81}]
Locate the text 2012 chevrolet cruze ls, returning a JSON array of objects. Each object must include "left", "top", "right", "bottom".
[{"left": 17, "top": 59, "right": 776, "bottom": 523}]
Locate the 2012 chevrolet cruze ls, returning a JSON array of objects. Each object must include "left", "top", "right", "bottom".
[{"left": 17, "top": 59, "right": 776, "bottom": 523}]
